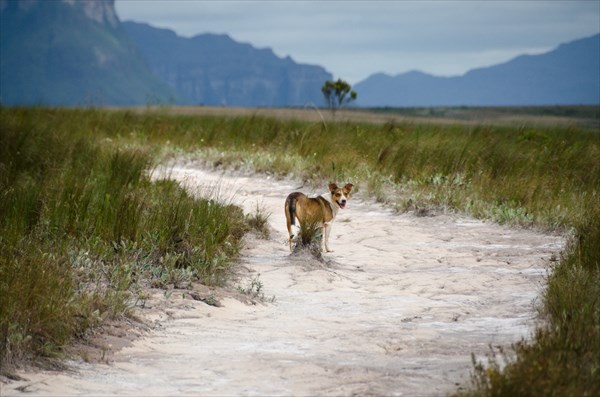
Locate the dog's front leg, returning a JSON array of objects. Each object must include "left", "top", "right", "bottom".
[{"left": 323, "top": 223, "right": 333, "bottom": 252}]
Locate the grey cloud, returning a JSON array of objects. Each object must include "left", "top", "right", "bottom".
[{"left": 115, "top": 0, "right": 600, "bottom": 82}]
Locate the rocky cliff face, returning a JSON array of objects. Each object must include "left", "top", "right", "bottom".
[
  {"left": 123, "top": 21, "right": 332, "bottom": 107},
  {"left": 1, "top": 0, "right": 118, "bottom": 26},
  {"left": 65, "top": 0, "right": 119, "bottom": 27},
  {"left": 1, "top": 0, "right": 332, "bottom": 107},
  {"left": 0, "top": 0, "right": 177, "bottom": 105}
]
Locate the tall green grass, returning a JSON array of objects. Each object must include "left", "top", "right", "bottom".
[
  {"left": 0, "top": 107, "right": 247, "bottom": 371},
  {"left": 131, "top": 109, "right": 598, "bottom": 395},
  {"left": 1, "top": 107, "right": 598, "bottom": 394},
  {"left": 124, "top": 111, "right": 596, "bottom": 229}
]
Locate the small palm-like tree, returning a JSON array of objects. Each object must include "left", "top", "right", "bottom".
[{"left": 321, "top": 78, "right": 357, "bottom": 116}]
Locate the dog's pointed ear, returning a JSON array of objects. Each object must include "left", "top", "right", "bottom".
[
  {"left": 344, "top": 183, "right": 354, "bottom": 194},
  {"left": 329, "top": 183, "right": 338, "bottom": 192}
]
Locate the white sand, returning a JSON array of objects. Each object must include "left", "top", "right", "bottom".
[{"left": 4, "top": 165, "right": 563, "bottom": 396}]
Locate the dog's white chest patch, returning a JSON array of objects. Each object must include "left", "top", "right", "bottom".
[{"left": 321, "top": 193, "right": 339, "bottom": 218}]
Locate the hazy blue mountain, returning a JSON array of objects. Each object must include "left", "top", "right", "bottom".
[
  {"left": 355, "top": 34, "right": 600, "bottom": 107},
  {"left": 122, "top": 21, "right": 332, "bottom": 107},
  {"left": 2, "top": 0, "right": 596, "bottom": 108},
  {"left": 0, "top": 0, "right": 179, "bottom": 106}
]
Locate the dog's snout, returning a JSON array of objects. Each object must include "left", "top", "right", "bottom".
[{"left": 341, "top": 199, "right": 347, "bottom": 204}]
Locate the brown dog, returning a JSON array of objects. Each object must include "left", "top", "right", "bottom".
[{"left": 284, "top": 183, "right": 353, "bottom": 252}]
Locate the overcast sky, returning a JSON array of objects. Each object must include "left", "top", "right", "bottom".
[{"left": 115, "top": 0, "right": 600, "bottom": 84}]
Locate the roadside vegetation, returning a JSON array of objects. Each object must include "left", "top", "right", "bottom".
[
  {"left": 1, "top": 106, "right": 598, "bottom": 395},
  {"left": 0, "top": 107, "right": 249, "bottom": 373}
]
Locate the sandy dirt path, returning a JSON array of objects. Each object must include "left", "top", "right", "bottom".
[{"left": 4, "top": 165, "right": 563, "bottom": 396}]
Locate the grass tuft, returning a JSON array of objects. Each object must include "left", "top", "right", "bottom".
[
  {"left": 246, "top": 203, "right": 271, "bottom": 239},
  {"left": 290, "top": 215, "right": 324, "bottom": 260}
]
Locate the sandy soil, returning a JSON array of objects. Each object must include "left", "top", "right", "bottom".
[{"left": 3, "top": 165, "right": 563, "bottom": 396}]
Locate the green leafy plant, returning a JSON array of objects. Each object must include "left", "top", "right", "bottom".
[{"left": 238, "top": 274, "right": 265, "bottom": 300}]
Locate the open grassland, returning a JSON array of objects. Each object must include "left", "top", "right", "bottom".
[
  {"left": 1, "top": 106, "right": 599, "bottom": 395},
  {"left": 131, "top": 104, "right": 600, "bottom": 130}
]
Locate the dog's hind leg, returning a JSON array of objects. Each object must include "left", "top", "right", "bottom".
[{"left": 284, "top": 195, "right": 295, "bottom": 251}]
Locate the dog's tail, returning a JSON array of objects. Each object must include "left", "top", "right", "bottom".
[
  {"left": 285, "top": 193, "right": 300, "bottom": 227},
  {"left": 285, "top": 193, "right": 302, "bottom": 251},
  {"left": 288, "top": 195, "right": 297, "bottom": 226}
]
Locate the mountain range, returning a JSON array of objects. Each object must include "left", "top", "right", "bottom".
[
  {"left": 0, "top": 0, "right": 598, "bottom": 107},
  {"left": 0, "top": 0, "right": 330, "bottom": 107},
  {"left": 122, "top": 21, "right": 331, "bottom": 107},
  {"left": 0, "top": 0, "right": 177, "bottom": 105},
  {"left": 355, "top": 34, "right": 600, "bottom": 107}
]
